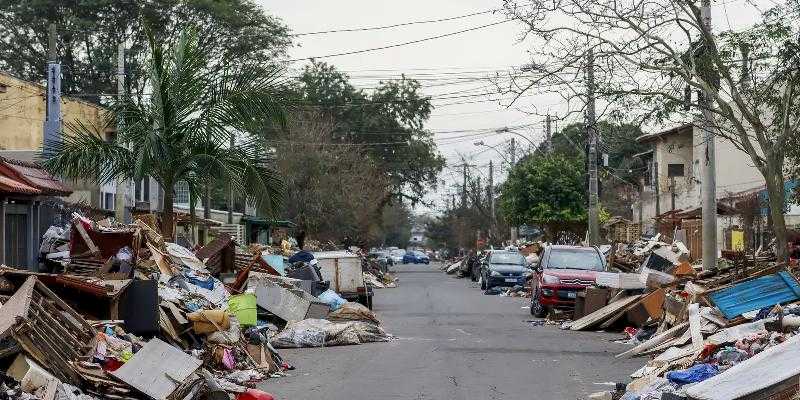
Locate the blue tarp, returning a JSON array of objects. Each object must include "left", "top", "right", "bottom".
[{"left": 708, "top": 271, "right": 800, "bottom": 319}]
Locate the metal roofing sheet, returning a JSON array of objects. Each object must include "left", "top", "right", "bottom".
[{"left": 708, "top": 271, "right": 800, "bottom": 319}]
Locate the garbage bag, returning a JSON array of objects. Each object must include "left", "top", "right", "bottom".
[
  {"left": 665, "top": 363, "right": 719, "bottom": 385},
  {"left": 328, "top": 302, "right": 380, "bottom": 325},
  {"left": 317, "top": 289, "right": 347, "bottom": 311},
  {"left": 271, "top": 319, "right": 392, "bottom": 348}
]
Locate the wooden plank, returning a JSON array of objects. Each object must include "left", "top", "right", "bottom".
[
  {"left": 688, "top": 303, "right": 703, "bottom": 350},
  {"left": 616, "top": 321, "right": 688, "bottom": 358},
  {"left": 111, "top": 338, "right": 201, "bottom": 400},
  {"left": 569, "top": 295, "right": 643, "bottom": 331},
  {"left": 73, "top": 222, "right": 100, "bottom": 256}
]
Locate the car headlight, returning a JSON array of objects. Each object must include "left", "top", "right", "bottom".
[
  {"left": 522, "top": 270, "right": 533, "bottom": 278},
  {"left": 490, "top": 270, "right": 501, "bottom": 277},
  {"left": 541, "top": 288, "right": 554, "bottom": 297},
  {"left": 542, "top": 274, "right": 560, "bottom": 284}
]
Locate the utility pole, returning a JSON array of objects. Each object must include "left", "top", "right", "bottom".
[
  {"left": 488, "top": 160, "right": 495, "bottom": 241},
  {"left": 509, "top": 137, "right": 518, "bottom": 243},
  {"left": 43, "top": 23, "right": 61, "bottom": 156},
  {"left": 228, "top": 134, "right": 235, "bottom": 224},
  {"left": 462, "top": 164, "right": 468, "bottom": 209},
  {"left": 700, "top": 0, "right": 718, "bottom": 270},
  {"left": 545, "top": 114, "right": 553, "bottom": 154},
  {"left": 586, "top": 48, "right": 600, "bottom": 245},
  {"left": 114, "top": 43, "right": 127, "bottom": 222}
]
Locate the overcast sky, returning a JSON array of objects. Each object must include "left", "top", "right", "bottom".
[{"left": 259, "top": 0, "right": 767, "bottom": 215}]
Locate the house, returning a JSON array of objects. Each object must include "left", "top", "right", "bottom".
[
  {"left": 631, "top": 122, "right": 799, "bottom": 251},
  {"left": 0, "top": 157, "right": 72, "bottom": 269},
  {"left": 0, "top": 71, "right": 160, "bottom": 214},
  {"left": 0, "top": 71, "right": 261, "bottom": 247},
  {"left": 410, "top": 225, "right": 427, "bottom": 246}
]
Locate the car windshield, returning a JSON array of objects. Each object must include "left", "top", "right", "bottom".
[
  {"left": 546, "top": 249, "right": 604, "bottom": 270},
  {"left": 414, "top": 251, "right": 427, "bottom": 257},
  {"left": 391, "top": 250, "right": 406, "bottom": 256},
  {"left": 489, "top": 252, "right": 526, "bottom": 265}
]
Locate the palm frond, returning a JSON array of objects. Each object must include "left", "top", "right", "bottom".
[{"left": 42, "top": 120, "right": 132, "bottom": 184}]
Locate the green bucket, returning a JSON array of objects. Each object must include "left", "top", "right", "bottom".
[{"left": 228, "top": 293, "right": 257, "bottom": 327}]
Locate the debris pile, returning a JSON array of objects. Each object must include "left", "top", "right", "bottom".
[
  {"left": 0, "top": 213, "right": 395, "bottom": 399},
  {"left": 561, "top": 236, "right": 800, "bottom": 400}
]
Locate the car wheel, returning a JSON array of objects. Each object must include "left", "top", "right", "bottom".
[{"left": 531, "top": 290, "right": 547, "bottom": 318}]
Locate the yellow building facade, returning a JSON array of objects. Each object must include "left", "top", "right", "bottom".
[{"left": 0, "top": 71, "right": 109, "bottom": 150}]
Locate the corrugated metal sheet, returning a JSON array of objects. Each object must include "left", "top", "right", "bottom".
[{"left": 708, "top": 271, "right": 800, "bottom": 319}]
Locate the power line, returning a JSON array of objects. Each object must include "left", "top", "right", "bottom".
[
  {"left": 285, "top": 19, "right": 512, "bottom": 62},
  {"left": 291, "top": 9, "right": 500, "bottom": 36}
]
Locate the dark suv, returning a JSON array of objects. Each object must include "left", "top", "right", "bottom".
[{"left": 479, "top": 250, "right": 530, "bottom": 290}]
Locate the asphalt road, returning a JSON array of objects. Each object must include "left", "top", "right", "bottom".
[{"left": 263, "top": 262, "right": 643, "bottom": 400}]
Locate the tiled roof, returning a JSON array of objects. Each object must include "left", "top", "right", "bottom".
[
  {"left": 0, "top": 174, "right": 40, "bottom": 195},
  {"left": 0, "top": 157, "right": 72, "bottom": 196}
]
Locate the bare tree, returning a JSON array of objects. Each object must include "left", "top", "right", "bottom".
[
  {"left": 500, "top": 0, "right": 800, "bottom": 260},
  {"left": 275, "top": 112, "right": 390, "bottom": 245}
]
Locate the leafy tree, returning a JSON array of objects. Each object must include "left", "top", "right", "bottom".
[
  {"left": 530, "top": 121, "right": 646, "bottom": 217},
  {"left": 500, "top": 154, "right": 587, "bottom": 240},
  {"left": 0, "top": 0, "right": 290, "bottom": 103},
  {"left": 295, "top": 61, "right": 445, "bottom": 205},
  {"left": 43, "top": 30, "right": 288, "bottom": 239}
]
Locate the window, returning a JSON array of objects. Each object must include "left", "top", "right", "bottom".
[
  {"left": 102, "top": 192, "right": 114, "bottom": 210},
  {"left": 174, "top": 181, "right": 190, "bottom": 204},
  {"left": 489, "top": 252, "right": 526, "bottom": 265},
  {"left": 135, "top": 177, "right": 150, "bottom": 202},
  {"left": 667, "top": 163, "right": 685, "bottom": 177},
  {"left": 545, "top": 248, "right": 604, "bottom": 271}
]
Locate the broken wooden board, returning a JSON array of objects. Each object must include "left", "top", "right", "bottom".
[
  {"left": 111, "top": 338, "right": 201, "bottom": 400},
  {"left": 616, "top": 321, "right": 688, "bottom": 358},
  {"left": 569, "top": 295, "right": 644, "bottom": 331}
]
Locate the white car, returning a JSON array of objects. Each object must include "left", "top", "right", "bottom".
[{"left": 389, "top": 249, "right": 406, "bottom": 264}]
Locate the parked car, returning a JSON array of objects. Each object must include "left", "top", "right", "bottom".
[
  {"left": 530, "top": 245, "right": 606, "bottom": 317},
  {"left": 479, "top": 250, "right": 530, "bottom": 290},
  {"left": 402, "top": 250, "right": 430, "bottom": 264},
  {"left": 389, "top": 249, "right": 406, "bottom": 264},
  {"left": 372, "top": 250, "right": 394, "bottom": 266}
]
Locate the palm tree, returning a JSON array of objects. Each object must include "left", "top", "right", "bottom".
[{"left": 43, "top": 30, "right": 287, "bottom": 239}]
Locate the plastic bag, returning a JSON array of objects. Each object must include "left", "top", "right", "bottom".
[
  {"left": 317, "top": 289, "right": 347, "bottom": 311},
  {"left": 665, "top": 363, "right": 719, "bottom": 384}
]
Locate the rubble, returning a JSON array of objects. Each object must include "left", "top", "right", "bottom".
[
  {"left": 555, "top": 231, "right": 800, "bottom": 400},
  {"left": 0, "top": 212, "right": 397, "bottom": 400}
]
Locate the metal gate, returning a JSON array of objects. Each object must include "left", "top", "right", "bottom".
[{"left": 4, "top": 213, "right": 27, "bottom": 267}]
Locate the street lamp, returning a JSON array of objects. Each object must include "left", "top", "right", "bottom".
[
  {"left": 495, "top": 127, "right": 537, "bottom": 149},
  {"left": 473, "top": 141, "right": 511, "bottom": 165}
]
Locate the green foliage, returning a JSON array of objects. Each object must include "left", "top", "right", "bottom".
[
  {"left": 43, "top": 29, "right": 288, "bottom": 238},
  {"left": 0, "top": 0, "right": 291, "bottom": 102},
  {"left": 500, "top": 154, "right": 587, "bottom": 228},
  {"left": 295, "top": 61, "right": 445, "bottom": 204}
]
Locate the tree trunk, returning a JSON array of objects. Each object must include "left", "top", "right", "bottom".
[
  {"left": 189, "top": 191, "right": 197, "bottom": 245},
  {"left": 162, "top": 181, "right": 175, "bottom": 241},
  {"left": 764, "top": 171, "right": 789, "bottom": 262}
]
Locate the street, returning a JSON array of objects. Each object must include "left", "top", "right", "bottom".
[{"left": 266, "top": 262, "right": 643, "bottom": 400}]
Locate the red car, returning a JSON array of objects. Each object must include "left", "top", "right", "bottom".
[{"left": 530, "top": 245, "right": 606, "bottom": 317}]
